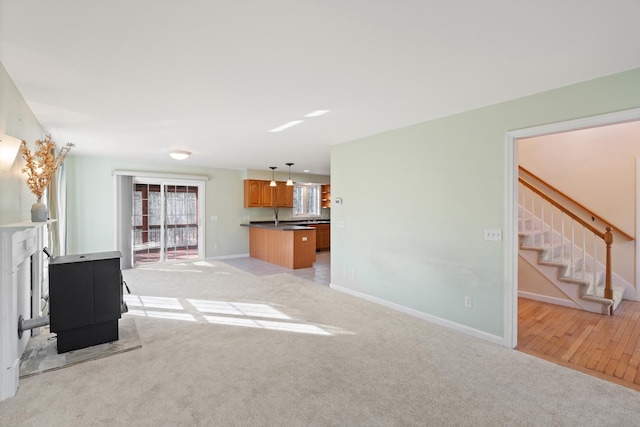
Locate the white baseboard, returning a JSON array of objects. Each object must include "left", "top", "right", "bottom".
[
  {"left": 329, "top": 283, "right": 506, "bottom": 347},
  {"left": 206, "top": 253, "right": 250, "bottom": 260},
  {"left": 518, "top": 290, "right": 580, "bottom": 309}
]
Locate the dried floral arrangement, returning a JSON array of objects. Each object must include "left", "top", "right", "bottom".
[{"left": 20, "top": 135, "right": 74, "bottom": 201}]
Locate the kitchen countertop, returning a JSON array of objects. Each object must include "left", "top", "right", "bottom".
[
  {"left": 241, "top": 223, "right": 315, "bottom": 231},
  {"left": 241, "top": 220, "right": 330, "bottom": 231}
]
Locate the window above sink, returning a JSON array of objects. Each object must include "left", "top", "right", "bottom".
[{"left": 292, "top": 183, "right": 322, "bottom": 218}]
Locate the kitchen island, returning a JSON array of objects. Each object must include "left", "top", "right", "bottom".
[{"left": 243, "top": 223, "right": 317, "bottom": 269}]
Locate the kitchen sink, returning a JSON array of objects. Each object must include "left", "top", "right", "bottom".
[{"left": 287, "top": 220, "right": 330, "bottom": 225}]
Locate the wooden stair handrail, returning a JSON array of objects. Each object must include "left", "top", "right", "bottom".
[
  {"left": 519, "top": 177, "right": 615, "bottom": 312},
  {"left": 519, "top": 166, "right": 633, "bottom": 241},
  {"left": 519, "top": 178, "right": 605, "bottom": 239}
]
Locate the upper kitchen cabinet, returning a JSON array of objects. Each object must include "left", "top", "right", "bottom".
[
  {"left": 261, "top": 181, "right": 274, "bottom": 207},
  {"left": 321, "top": 184, "right": 331, "bottom": 208},
  {"left": 244, "top": 180, "right": 262, "bottom": 207},
  {"left": 243, "top": 180, "right": 293, "bottom": 208},
  {"left": 277, "top": 182, "right": 294, "bottom": 208}
]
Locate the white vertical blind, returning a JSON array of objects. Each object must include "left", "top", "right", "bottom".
[{"left": 115, "top": 175, "right": 133, "bottom": 269}]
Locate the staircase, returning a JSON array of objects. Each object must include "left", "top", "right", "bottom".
[{"left": 518, "top": 210, "right": 625, "bottom": 315}]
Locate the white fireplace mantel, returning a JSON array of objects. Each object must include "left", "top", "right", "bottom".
[{"left": 0, "top": 221, "right": 52, "bottom": 401}]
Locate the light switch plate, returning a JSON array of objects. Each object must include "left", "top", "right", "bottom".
[{"left": 484, "top": 229, "right": 502, "bottom": 241}]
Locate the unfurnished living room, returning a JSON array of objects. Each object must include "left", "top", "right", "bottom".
[{"left": 2, "top": 1, "right": 640, "bottom": 426}]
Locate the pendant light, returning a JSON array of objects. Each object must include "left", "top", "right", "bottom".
[
  {"left": 285, "top": 163, "right": 294, "bottom": 186},
  {"left": 269, "top": 166, "right": 277, "bottom": 187}
]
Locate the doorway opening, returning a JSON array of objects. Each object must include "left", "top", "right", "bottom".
[{"left": 504, "top": 107, "right": 640, "bottom": 349}]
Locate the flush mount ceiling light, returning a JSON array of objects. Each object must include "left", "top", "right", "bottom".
[
  {"left": 269, "top": 120, "right": 303, "bottom": 133},
  {"left": 304, "top": 110, "right": 330, "bottom": 117},
  {"left": 285, "top": 162, "right": 294, "bottom": 186},
  {"left": 169, "top": 150, "right": 191, "bottom": 160},
  {"left": 269, "top": 166, "right": 277, "bottom": 186}
]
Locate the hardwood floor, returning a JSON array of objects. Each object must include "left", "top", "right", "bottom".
[{"left": 517, "top": 297, "right": 640, "bottom": 391}]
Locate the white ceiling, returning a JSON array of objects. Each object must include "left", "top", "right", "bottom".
[{"left": 1, "top": 1, "right": 640, "bottom": 176}]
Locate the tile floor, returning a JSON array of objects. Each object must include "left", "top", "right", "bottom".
[{"left": 220, "top": 251, "right": 330, "bottom": 286}]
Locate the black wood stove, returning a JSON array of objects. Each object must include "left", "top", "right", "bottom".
[{"left": 48, "top": 251, "right": 123, "bottom": 353}]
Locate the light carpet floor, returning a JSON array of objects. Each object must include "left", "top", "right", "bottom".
[{"left": 1, "top": 259, "right": 640, "bottom": 426}]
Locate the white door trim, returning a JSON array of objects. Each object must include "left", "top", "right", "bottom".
[
  {"left": 636, "top": 156, "right": 640, "bottom": 301},
  {"left": 504, "top": 107, "right": 640, "bottom": 349}
]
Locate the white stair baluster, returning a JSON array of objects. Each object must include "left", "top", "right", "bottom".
[
  {"left": 550, "top": 205, "right": 554, "bottom": 259},
  {"left": 541, "top": 200, "right": 545, "bottom": 250},
  {"left": 561, "top": 213, "right": 565, "bottom": 265},
  {"left": 531, "top": 193, "right": 535, "bottom": 235},
  {"left": 582, "top": 229, "right": 586, "bottom": 282},
  {"left": 571, "top": 220, "right": 575, "bottom": 278},
  {"left": 593, "top": 233, "right": 597, "bottom": 296}
]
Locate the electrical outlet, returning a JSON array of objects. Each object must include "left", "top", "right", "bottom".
[
  {"left": 350, "top": 269, "right": 356, "bottom": 278},
  {"left": 342, "top": 267, "right": 347, "bottom": 277},
  {"left": 483, "top": 229, "right": 502, "bottom": 241},
  {"left": 464, "top": 296, "right": 473, "bottom": 308}
]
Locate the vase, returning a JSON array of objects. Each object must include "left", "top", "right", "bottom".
[{"left": 31, "top": 200, "right": 48, "bottom": 222}]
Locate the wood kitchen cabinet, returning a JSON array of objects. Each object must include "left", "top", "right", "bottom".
[
  {"left": 248, "top": 225, "right": 316, "bottom": 269},
  {"left": 312, "top": 223, "right": 330, "bottom": 251},
  {"left": 321, "top": 184, "right": 331, "bottom": 209},
  {"left": 277, "top": 182, "right": 294, "bottom": 208},
  {"left": 244, "top": 180, "right": 262, "bottom": 207},
  {"left": 261, "top": 181, "right": 274, "bottom": 207},
  {"left": 244, "top": 180, "right": 294, "bottom": 208}
]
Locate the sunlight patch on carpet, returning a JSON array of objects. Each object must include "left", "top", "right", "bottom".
[
  {"left": 124, "top": 294, "right": 337, "bottom": 336},
  {"left": 203, "top": 315, "right": 332, "bottom": 335},
  {"left": 188, "top": 299, "right": 291, "bottom": 320}
]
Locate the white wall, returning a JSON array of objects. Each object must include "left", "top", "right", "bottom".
[
  {"left": 330, "top": 68, "right": 640, "bottom": 341},
  {"left": 0, "top": 62, "right": 45, "bottom": 225},
  {"left": 0, "top": 62, "right": 46, "bottom": 401}
]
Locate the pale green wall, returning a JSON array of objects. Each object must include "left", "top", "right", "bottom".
[
  {"left": 64, "top": 156, "right": 252, "bottom": 257},
  {"left": 63, "top": 158, "right": 331, "bottom": 258},
  {"left": 0, "top": 62, "right": 45, "bottom": 225},
  {"left": 330, "top": 68, "right": 640, "bottom": 339}
]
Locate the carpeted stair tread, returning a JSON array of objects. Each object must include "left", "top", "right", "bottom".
[{"left": 518, "top": 214, "right": 621, "bottom": 315}]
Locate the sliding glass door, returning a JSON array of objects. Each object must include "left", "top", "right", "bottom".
[{"left": 132, "top": 179, "right": 203, "bottom": 265}]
